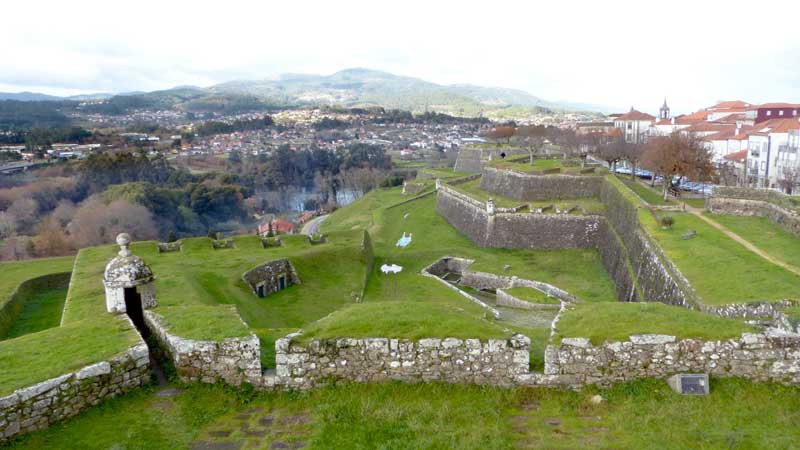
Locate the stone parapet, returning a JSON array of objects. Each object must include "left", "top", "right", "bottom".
[
  {"left": 144, "top": 310, "right": 261, "bottom": 386},
  {"left": 0, "top": 341, "right": 150, "bottom": 443}
]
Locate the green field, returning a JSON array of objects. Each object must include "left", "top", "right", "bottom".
[
  {"left": 708, "top": 213, "right": 800, "bottom": 268},
  {"left": 451, "top": 179, "right": 606, "bottom": 214},
  {"left": 0, "top": 256, "right": 74, "bottom": 310},
  {"left": 7, "top": 379, "right": 800, "bottom": 450},
  {"left": 642, "top": 211, "right": 800, "bottom": 304}
]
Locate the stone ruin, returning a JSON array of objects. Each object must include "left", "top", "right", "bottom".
[
  {"left": 103, "top": 233, "right": 157, "bottom": 316},
  {"left": 242, "top": 259, "right": 301, "bottom": 298}
]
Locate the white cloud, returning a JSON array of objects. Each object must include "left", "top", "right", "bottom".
[{"left": 2, "top": 0, "right": 800, "bottom": 113}]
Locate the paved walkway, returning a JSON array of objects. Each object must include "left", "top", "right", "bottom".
[
  {"left": 684, "top": 205, "right": 800, "bottom": 277},
  {"left": 300, "top": 214, "right": 328, "bottom": 235}
]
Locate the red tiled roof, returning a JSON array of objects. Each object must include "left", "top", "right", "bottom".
[
  {"left": 752, "top": 102, "right": 800, "bottom": 109},
  {"left": 708, "top": 100, "right": 752, "bottom": 111},
  {"left": 751, "top": 118, "right": 800, "bottom": 134},
  {"left": 723, "top": 150, "right": 748, "bottom": 162},
  {"left": 616, "top": 110, "right": 656, "bottom": 121},
  {"left": 271, "top": 219, "right": 295, "bottom": 234},
  {"left": 684, "top": 122, "right": 736, "bottom": 133}
]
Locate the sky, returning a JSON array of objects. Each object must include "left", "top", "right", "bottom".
[{"left": 2, "top": 0, "right": 800, "bottom": 114}]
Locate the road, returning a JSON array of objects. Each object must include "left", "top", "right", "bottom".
[{"left": 301, "top": 214, "right": 328, "bottom": 235}]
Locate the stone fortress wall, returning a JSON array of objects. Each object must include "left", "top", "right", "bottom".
[
  {"left": 708, "top": 186, "right": 800, "bottom": 237},
  {"left": 453, "top": 147, "right": 528, "bottom": 173},
  {"left": 436, "top": 169, "right": 698, "bottom": 309},
  {"left": 544, "top": 331, "right": 800, "bottom": 387},
  {"left": 435, "top": 185, "right": 601, "bottom": 250},
  {"left": 0, "top": 317, "right": 150, "bottom": 443},
  {"left": 144, "top": 309, "right": 262, "bottom": 386}
]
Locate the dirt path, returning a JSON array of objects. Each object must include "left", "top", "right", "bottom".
[
  {"left": 300, "top": 215, "right": 328, "bottom": 235},
  {"left": 684, "top": 205, "right": 800, "bottom": 277}
]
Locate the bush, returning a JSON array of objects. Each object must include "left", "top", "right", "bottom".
[
  {"left": 380, "top": 175, "right": 404, "bottom": 188},
  {"left": 660, "top": 216, "right": 675, "bottom": 229}
]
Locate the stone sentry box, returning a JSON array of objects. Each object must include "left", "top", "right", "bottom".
[
  {"left": 242, "top": 258, "right": 301, "bottom": 298},
  {"left": 103, "top": 234, "right": 157, "bottom": 315}
]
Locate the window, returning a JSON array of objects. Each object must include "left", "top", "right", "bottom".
[
  {"left": 779, "top": 110, "right": 784, "bottom": 116},
  {"left": 767, "top": 111, "right": 772, "bottom": 116}
]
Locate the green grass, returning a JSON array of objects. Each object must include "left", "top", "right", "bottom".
[
  {"left": 299, "top": 301, "right": 509, "bottom": 343},
  {"left": 503, "top": 287, "right": 561, "bottom": 305},
  {"left": 682, "top": 197, "right": 706, "bottom": 208},
  {"left": 64, "top": 232, "right": 367, "bottom": 345},
  {"left": 707, "top": 213, "right": 800, "bottom": 268},
  {"left": 0, "top": 317, "right": 141, "bottom": 397},
  {"left": 5, "top": 287, "right": 68, "bottom": 339},
  {"left": 417, "top": 167, "right": 471, "bottom": 180},
  {"left": 556, "top": 302, "right": 754, "bottom": 345},
  {"left": 0, "top": 256, "right": 74, "bottom": 310},
  {"left": 617, "top": 176, "right": 671, "bottom": 205},
  {"left": 450, "top": 179, "right": 606, "bottom": 214},
  {"left": 7, "top": 379, "right": 800, "bottom": 449},
  {"left": 642, "top": 212, "right": 800, "bottom": 304}
]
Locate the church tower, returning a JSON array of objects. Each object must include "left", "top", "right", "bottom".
[{"left": 659, "top": 98, "right": 671, "bottom": 120}]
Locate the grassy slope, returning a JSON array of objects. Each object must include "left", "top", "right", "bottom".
[
  {"left": 0, "top": 256, "right": 74, "bottom": 310},
  {"left": 617, "top": 176, "right": 670, "bottom": 205},
  {"left": 5, "top": 287, "right": 68, "bottom": 338},
  {"left": 7, "top": 380, "right": 800, "bottom": 450},
  {"left": 708, "top": 213, "right": 800, "bottom": 268},
  {"left": 556, "top": 303, "right": 754, "bottom": 345},
  {"left": 643, "top": 211, "right": 800, "bottom": 304},
  {"left": 0, "top": 317, "right": 140, "bottom": 397}
]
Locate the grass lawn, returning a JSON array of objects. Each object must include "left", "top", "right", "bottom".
[
  {"left": 707, "top": 213, "right": 800, "bottom": 268},
  {"left": 5, "top": 286, "right": 68, "bottom": 339},
  {"left": 556, "top": 302, "right": 754, "bottom": 345},
  {"left": 0, "top": 256, "right": 74, "bottom": 309},
  {"left": 642, "top": 211, "right": 800, "bottom": 304},
  {"left": 682, "top": 197, "right": 707, "bottom": 209},
  {"left": 617, "top": 176, "right": 671, "bottom": 205},
  {"left": 7, "top": 379, "right": 800, "bottom": 449},
  {"left": 0, "top": 317, "right": 141, "bottom": 397},
  {"left": 417, "top": 167, "right": 471, "bottom": 180},
  {"left": 299, "top": 301, "right": 510, "bottom": 343},
  {"left": 451, "top": 179, "right": 606, "bottom": 214},
  {"left": 503, "top": 287, "right": 561, "bottom": 305}
]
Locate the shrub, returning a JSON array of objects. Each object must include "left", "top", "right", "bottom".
[{"left": 660, "top": 216, "right": 675, "bottom": 229}]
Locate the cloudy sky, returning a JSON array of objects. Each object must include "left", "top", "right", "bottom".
[{"left": 2, "top": 0, "right": 799, "bottom": 114}]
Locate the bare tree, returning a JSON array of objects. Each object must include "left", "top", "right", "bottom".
[
  {"left": 778, "top": 166, "right": 800, "bottom": 194},
  {"left": 620, "top": 143, "right": 645, "bottom": 181},
  {"left": 642, "top": 132, "right": 716, "bottom": 201},
  {"left": 33, "top": 217, "right": 73, "bottom": 257},
  {"left": 516, "top": 125, "right": 547, "bottom": 163},
  {"left": 69, "top": 196, "right": 158, "bottom": 248},
  {"left": 485, "top": 126, "right": 515, "bottom": 145}
]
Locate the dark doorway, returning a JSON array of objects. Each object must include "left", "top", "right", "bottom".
[
  {"left": 257, "top": 285, "right": 265, "bottom": 298},
  {"left": 124, "top": 287, "right": 147, "bottom": 336},
  {"left": 279, "top": 275, "right": 286, "bottom": 291},
  {"left": 500, "top": 152, "right": 506, "bottom": 158}
]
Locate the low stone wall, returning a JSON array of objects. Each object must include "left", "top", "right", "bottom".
[
  {"left": 480, "top": 167, "right": 603, "bottom": 201},
  {"left": 0, "top": 340, "right": 150, "bottom": 443},
  {"left": 708, "top": 196, "right": 800, "bottom": 237},
  {"left": 544, "top": 331, "right": 800, "bottom": 387},
  {"left": 454, "top": 148, "right": 528, "bottom": 173},
  {"left": 0, "top": 272, "right": 71, "bottom": 338},
  {"left": 144, "top": 310, "right": 261, "bottom": 386},
  {"left": 270, "top": 333, "right": 531, "bottom": 389},
  {"left": 436, "top": 187, "right": 600, "bottom": 249}
]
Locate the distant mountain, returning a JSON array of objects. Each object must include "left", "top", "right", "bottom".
[
  {"left": 0, "top": 91, "right": 63, "bottom": 101},
  {"left": 0, "top": 69, "right": 612, "bottom": 117},
  {"left": 209, "top": 68, "right": 591, "bottom": 117}
]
